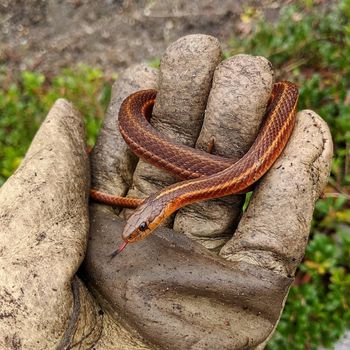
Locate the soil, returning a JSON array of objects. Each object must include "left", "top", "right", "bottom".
[{"left": 0, "top": 0, "right": 287, "bottom": 76}]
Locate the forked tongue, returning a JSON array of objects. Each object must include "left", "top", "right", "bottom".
[{"left": 109, "top": 241, "right": 128, "bottom": 259}]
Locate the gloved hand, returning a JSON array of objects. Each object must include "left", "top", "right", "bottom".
[{"left": 0, "top": 34, "right": 333, "bottom": 350}]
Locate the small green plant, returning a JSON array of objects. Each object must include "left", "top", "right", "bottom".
[
  {"left": 228, "top": 0, "right": 350, "bottom": 348},
  {"left": 0, "top": 65, "right": 111, "bottom": 185}
]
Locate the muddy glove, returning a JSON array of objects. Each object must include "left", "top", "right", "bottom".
[
  {"left": 86, "top": 34, "right": 333, "bottom": 349},
  {"left": 0, "top": 34, "right": 333, "bottom": 350}
]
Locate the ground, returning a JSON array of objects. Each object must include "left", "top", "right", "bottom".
[{"left": 0, "top": 0, "right": 286, "bottom": 76}]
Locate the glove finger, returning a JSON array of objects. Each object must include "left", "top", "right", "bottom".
[
  {"left": 121, "top": 34, "right": 222, "bottom": 221},
  {"left": 220, "top": 110, "right": 333, "bottom": 277},
  {"left": 0, "top": 100, "right": 92, "bottom": 348},
  {"left": 173, "top": 55, "right": 274, "bottom": 250},
  {"left": 91, "top": 63, "right": 158, "bottom": 213}
]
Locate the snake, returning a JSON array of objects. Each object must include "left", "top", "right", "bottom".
[{"left": 90, "top": 81, "right": 299, "bottom": 255}]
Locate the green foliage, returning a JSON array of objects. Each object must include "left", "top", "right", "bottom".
[
  {"left": 148, "top": 57, "right": 161, "bottom": 69},
  {"left": 0, "top": 65, "right": 111, "bottom": 185},
  {"left": 228, "top": 0, "right": 350, "bottom": 348},
  {"left": 271, "top": 222, "right": 350, "bottom": 350}
]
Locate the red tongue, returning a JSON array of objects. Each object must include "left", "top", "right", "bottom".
[{"left": 109, "top": 241, "right": 128, "bottom": 259}]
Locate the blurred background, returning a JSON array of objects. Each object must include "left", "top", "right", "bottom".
[{"left": 0, "top": 1, "right": 349, "bottom": 349}]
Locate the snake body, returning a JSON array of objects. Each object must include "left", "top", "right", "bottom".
[{"left": 91, "top": 81, "right": 299, "bottom": 251}]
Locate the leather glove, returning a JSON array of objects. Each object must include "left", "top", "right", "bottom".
[{"left": 0, "top": 34, "right": 333, "bottom": 350}]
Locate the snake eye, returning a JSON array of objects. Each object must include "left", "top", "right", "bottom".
[{"left": 138, "top": 222, "right": 148, "bottom": 231}]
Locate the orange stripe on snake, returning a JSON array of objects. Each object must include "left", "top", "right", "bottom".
[{"left": 90, "top": 81, "right": 299, "bottom": 256}]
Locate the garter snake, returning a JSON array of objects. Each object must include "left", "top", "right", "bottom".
[{"left": 90, "top": 81, "right": 299, "bottom": 255}]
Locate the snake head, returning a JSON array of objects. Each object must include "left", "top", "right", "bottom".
[{"left": 122, "top": 197, "right": 168, "bottom": 243}]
